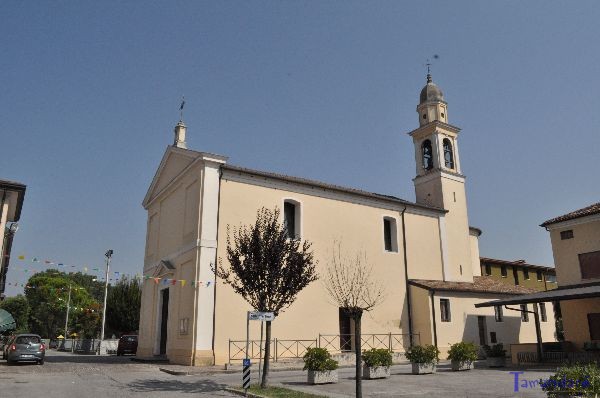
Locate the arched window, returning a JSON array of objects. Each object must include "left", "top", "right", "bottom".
[
  {"left": 422, "top": 140, "right": 433, "bottom": 170},
  {"left": 443, "top": 138, "right": 454, "bottom": 169}
]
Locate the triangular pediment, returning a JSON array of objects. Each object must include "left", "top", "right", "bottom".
[
  {"left": 142, "top": 146, "right": 201, "bottom": 208},
  {"left": 151, "top": 260, "right": 176, "bottom": 278}
]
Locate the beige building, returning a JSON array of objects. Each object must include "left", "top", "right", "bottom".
[
  {"left": 0, "top": 179, "right": 26, "bottom": 300},
  {"left": 479, "top": 257, "right": 557, "bottom": 291},
  {"left": 137, "top": 74, "right": 556, "bottom": 366}
]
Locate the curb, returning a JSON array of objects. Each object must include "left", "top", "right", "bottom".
[{"left": 225, "top": 387, "right": 267, "bottom": 398}]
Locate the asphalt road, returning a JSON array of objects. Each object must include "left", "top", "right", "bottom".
[{"left": 0, "top": 350, "right": 236, "bottom": 398}]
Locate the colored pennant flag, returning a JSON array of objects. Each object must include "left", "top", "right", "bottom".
[
  {"left": 18, "top": 255, "right": 25, "bottom": 260},
  {"left": 180, "top": 280, "right": 186, "bottom": 287},
  {"left": 32, "top": 257, "right": 39, "bottom": 262},
  {"left": 206, "top": 281, "right": 211, "bottom": 287},
  {"left": 171, "top": 279, "right": 177, "bottom": 286},
  {"left": 153, "top": 278, "right": 160, "bottom": 284}
]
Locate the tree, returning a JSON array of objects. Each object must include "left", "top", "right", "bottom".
[
  {"left": 215, "top": 207, "right": 318, "bottom": 388},
  {"left": 323, "top": 243, "right": 385, "bottom": 398},
  {"left": 25, "top": 270, "right": 98, "bottom": 338},
  {"left": 106, "top": 277, "right": 141, "bottom": 336},
  {"left": 0, "top": 295, "right": 30, "bottom": 333}
]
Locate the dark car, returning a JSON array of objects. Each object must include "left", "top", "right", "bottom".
[
  {"left": 116, "top": 335, "right": 138, "bottom": 356},
  {"left": 3, "top": 334, "right": 45, "bottom": 364}
]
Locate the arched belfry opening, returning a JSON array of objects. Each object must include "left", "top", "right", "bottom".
[
  {"left": 443, "top": 138, "right": 454, "bottom": 169},
  {"left": 422, "top": 140, "right": 433, "bottom": 170}
]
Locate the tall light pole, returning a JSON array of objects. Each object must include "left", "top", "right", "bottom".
[
  {"left": 64, "top": 284, "right": 72, "bottom": 337},
  {"left": 100, "top": 249, "right": 113, "bottom": 353}
]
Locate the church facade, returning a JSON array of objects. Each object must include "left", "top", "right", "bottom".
[{"left": 137, "top": 75, "right": 556, "bottom": 366}]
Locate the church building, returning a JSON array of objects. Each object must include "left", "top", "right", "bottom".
[{"left": 137, "top": 74, "right": 556, "bottom": 366}]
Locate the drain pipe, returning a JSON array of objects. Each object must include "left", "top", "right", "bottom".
[
  {"left": 430, "top": 290, "right": 438, "bottom": 348},
  {"left": 401, "top": 206, "right": 414, "bottom": 346}
]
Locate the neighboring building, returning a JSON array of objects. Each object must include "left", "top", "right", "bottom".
[
  {"left": 476, "top": 202, "right": 600, "bottom": 354},
  {"left": 480, "top": 257, "right": 557, "bottom": 291},
  {"left": 0, "top": 179, "right": 26, "bottom": 300},
  {"left": 540, "top": 203, "right": 600, "bottom": 349},
  {"left": 136, "top": 74, "right": 556, "bottom": 366}
]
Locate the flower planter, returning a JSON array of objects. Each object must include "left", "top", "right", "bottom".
[
  {"left": 486, "top": 357, "right": 505, "bottom": 368},
  {"left": 307, "top": 370, "right": 338, "bottom": 385},
  {"left": 411, "top": 362, "right": 436, "bottom": 375},
  {"left": 451, "top": 360, "right": 473, "bottom": 371},
  {"left": 362, "top": 365, "right": 390, "bottom": 379}
]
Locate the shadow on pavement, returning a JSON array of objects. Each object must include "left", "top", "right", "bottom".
[
  {"left": 128, "top": 378, "right": 228, "bottom": 393},
  {"left": 44, "top": 352, "right": 134, "bottom": 364}
]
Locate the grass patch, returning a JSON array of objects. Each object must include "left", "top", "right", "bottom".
[{"left": 235, "top": 384, "right": 327, "bottom": 398}]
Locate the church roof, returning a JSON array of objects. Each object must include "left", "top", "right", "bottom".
[
  {"left": 222, "top": 164, "right": 446, "bottom": 214},
  {"left": 479, "top": 257, "right": 555, "bottom": 272},
  {"left": 540, "top": 202, "right": 600, "bottom": 227},
  {"left": 409, "top": 276, "right": 537, "bottom": 295}
]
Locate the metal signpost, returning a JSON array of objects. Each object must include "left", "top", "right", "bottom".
[{"left": 244, "top": 311, "right": 275, "bottom": 395}]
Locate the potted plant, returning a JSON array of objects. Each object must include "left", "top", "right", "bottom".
[
  {"left": 483, "top": 343, "right": 506, "bottom": 368},
  {"left": 447, "top": 342, "right": 478, "bottom": 371},
  {"left": 405, "top": 344, "right": 440, "bottom": 375},
  {"left": 540, "top": 362, "right": 599, "bottom": 397},
  {"left": 303, "top": 347, "right": 339, "bottom": 385},
  {"left": 362, "top": 348, "right": 393, "bottom": 379}
]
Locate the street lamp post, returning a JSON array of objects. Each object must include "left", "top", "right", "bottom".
[
  {"left": 99, "top": 249, "right": 113, "bottom": 354},
  {"left": 64, "top": 284, "right": 72, "bottom": 338}
]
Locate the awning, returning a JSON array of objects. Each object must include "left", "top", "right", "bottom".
[
  {"left": 0, "top": 309, "right": 16, "bottom": 332},
  {"left": 475, "top": 283, "right": 600, "bottom": 308}
]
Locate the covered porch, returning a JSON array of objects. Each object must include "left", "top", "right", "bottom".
[{"left": 475, "top": 282, "right": 600, "bottom": 364}]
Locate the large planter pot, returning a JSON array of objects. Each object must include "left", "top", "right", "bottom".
[
  {"left": 451, "top": 360, "right": 473, "bottom": 371},
  {"left": 362, "top": 365, "right": 390, "bottom": 379},
  {"left": 486, "top": 356, "right": 506, "bottom": 368},
  {"left": 411, "top": 362, "right": 436, "bottom": 375},
  {"left": 307, "top": 370, "right": 338, "bottom": 385}
]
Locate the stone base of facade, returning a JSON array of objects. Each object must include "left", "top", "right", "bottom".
[{"left": 193, "top": 350, "right": 215, "bottom": 366}]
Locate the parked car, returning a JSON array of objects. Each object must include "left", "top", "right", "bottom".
[
  {"left": 116, "top": 335, "right": 138, "bottom": 356},
  {"left": 3, "top": 334, "right": 45, "bottom": 364}
]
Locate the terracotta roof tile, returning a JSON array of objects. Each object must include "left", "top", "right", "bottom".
[
  {"left": 541, "top": 202, "right": 600, "bottom": 227},
  {"left": 409, "top": 276, "right": 537, "bottom": 295}
]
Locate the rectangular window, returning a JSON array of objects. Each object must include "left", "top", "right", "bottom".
[
  {"left": 537, "top": 270, "right": 543, "bottom": 281},
  {"left": 560, "top": 230, "right": 574, "bottom": 240},
  {"left": 440, "top": 299, "right": 451, "bottom": 322},
  {"left": 485, "top": 264, "right": 491, "bottom": 276},
  {"left": 546, "top": 274, "right": 557, "bottom": 283},
  {"left": 284, "top": 201, "right": 296, "bottom": 239},
  {"left": 383, "top": 217, "right": 398, "bottom": 252},
  {"left": 490, "top": 331, "right": 497, "bottom": 344},
  {"left": 383, "top": 219, "right": 392, "bottom": 251},
  {"left": 494, "top": 305, "right": 504, "bottom": 322},
  {"left": 539, "top": 303, "right": 547, "bottom": 322},
  {"left": 521, "top": 304, "right": 529, "bottom": 322},
  {"left": 579, "top": 251, "right": 600, "bottom": 280},
  {"left": 513, "top": 267, "right": 520, "bottom": 285},
  {"left": 501, "top": 265, "right": 507, "bottom": 277},
  {"left": 523, "top": 269, "right": 530, "bottom": 280},
  {"left": 588, "top": 313, "right": 600, "bottom": 340}
]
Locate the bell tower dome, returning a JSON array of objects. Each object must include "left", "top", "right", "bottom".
[{"left": 417, "top": 72, "right": 449, "bottom": 126}]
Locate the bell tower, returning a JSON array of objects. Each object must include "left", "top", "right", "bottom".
[{"left": 408, "top": 73, "right": 472, "bottom": 282}]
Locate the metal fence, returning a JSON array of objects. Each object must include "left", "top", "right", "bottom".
[
  {"left": 318, "top": 333, "right": 418, "bottom": 354},
  {"left": 517, "top": 351, "right": 600, "bottom": 365},
  {"left": 228, "top": 333, "right": 418, "bottom": 363}
]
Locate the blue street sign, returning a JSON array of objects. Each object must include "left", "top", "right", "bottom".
[{"left": 243, "top": 358, "right": 251, "bottom": 367}]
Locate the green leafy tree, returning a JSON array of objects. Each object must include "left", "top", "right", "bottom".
[
  {"left": 67, "top": 272, "right": 105, "bottom": 302},
  {"left": 25, "top": 270, "right": 99, "bottom": 338},
  {"left": 0, "top": 295, "right": 30, "bottom": 333},
  {"left": 215, "top": 207, "right": 318, "bottom": 388},
  {"left": 106, "top": 277, "right": 141, "bottom": 336}
]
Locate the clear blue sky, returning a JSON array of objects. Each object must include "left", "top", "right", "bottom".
[{"left": 2, "top": 1, "right": 599, "bottom": 296}]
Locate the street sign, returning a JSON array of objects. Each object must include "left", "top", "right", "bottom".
[
  {"left": 242, "top": 359, "right": 251, "bottom": 389},
  {"left": 248, "top": 311, "right": 275, "bottom": 322}
]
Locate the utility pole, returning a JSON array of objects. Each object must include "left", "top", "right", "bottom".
[
  {"left": 99, "top": 249, "right": 113, "bottom": 354},
  {"left": 64, "top": 284, "right": 72, "bottom": 337}
]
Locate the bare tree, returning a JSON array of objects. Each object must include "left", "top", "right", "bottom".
[
  {"left": 215, "top": 207, "right": 317, "bottom": 388},
  {"left": 323, "top": 242, "right": 385, "bottom": 398}
]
